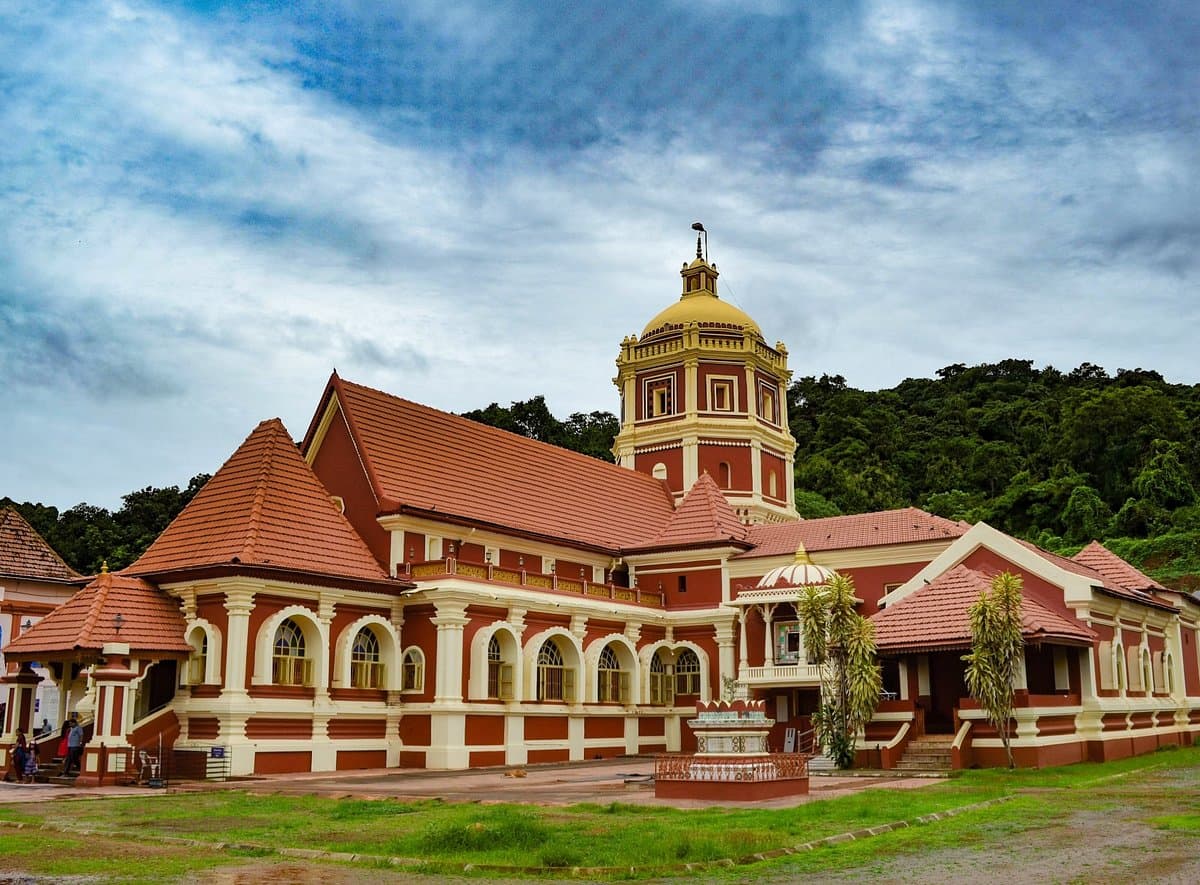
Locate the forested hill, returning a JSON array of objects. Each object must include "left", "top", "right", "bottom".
[{"left": 467, "top": 360, "right": 1200, "bottom": 589}]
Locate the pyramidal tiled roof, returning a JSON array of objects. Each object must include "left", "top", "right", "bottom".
[
  {"left": 1072, "top": 541, "right": 1169, "bottom": 594},
  {"left": 629, "top": 473, "right": 750, "bottom": 552},
  {"left": 871, "top": 564, "right": 1096, "bottom": 653},
  {"left": 316, "top": 376, "right": 678, "bottom": 551},
  {"left": 0, "top": 507, "right": 81, "bottom": 583},
  {"left": 738, "top": 508, "right": 969, "bottom": 559},
  {"left": 2, "top": 570, "right": 191, "bottom": 660},
  {"left": 129, "top": 418, "right": 392, "bottom": 584},
  {"left": 1012, "top": 538, "right": 1175, "bottom": 610}
]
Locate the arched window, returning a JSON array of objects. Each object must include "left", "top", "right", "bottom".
[
  {"left": 718, "top": 462, "right": 732, "bottom": 489},
  {"left": 649, "top": 650, "right": 673, "bottom": 705},
  {"left": 537, "top": 639, "right": 574, "bottom": 702},
  {"left": 652, "top": 462, "right": 668, "bottom": 481},
  {"left": 1141, "top": 647, "right": 1154, "bottom": 694},
  {"left": 401, "top": 648, "right": 424, "bottom": 692},
  {"left": 187, "top": 631, "right": 208, "bottom": 685},
  {"left": 487, "top": 634, "right": 514, "bottom": 700},
  {"left": 675, "top": 648, "right": 701, "bottom": 696},
  {"left": 1112, "top": 640, "right": 1126, "bottom": 693},
  {"left": 597, "top": 644, "right": 629, "bottom": 703},
  {"left": 350, "top": 627, "right": 383, "bottom": 689},
  {"left": 1164, "top": 651, "right": 1175, "bottom": 694},
  {"left": 272, "top": 618, "right": 312, "bottom": 686},
  {"left": 768, "top": 470, "right": 778, "bottom": 497}
]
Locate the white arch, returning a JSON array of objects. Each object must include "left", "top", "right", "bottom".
[
  {"left": 185, "top": 618, "right": 223, "bottom": 685},
  {"left": 584, "top": 634, "right": 639, "bottom": 704},
  {"left": 252, "top": 605, "right": 326, "bottom": 688},
  {"left": 468, "top": 622, "right": 523, "bottom": 701},
  {"left": 522, "top": 627, "right": 583, "bottom": 703},
  {"left": 637, "top": 639, "right": 712, "bottom": 703},
  {"left": 331, "top": 614, "right": 401, "bottom": 691},
  {"left": 400, "top": 645, "right": 427, "bottom": 692}
]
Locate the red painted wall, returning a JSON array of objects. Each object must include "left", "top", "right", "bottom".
[
  {"left": 635, "top": 447, "right": 683, "bottom": 490},
  {"left": 697, "top": 446, "right": 752, "bottom": 493},
  {"left": 308, "top": 407, "right": 389, "bottom": 568}
]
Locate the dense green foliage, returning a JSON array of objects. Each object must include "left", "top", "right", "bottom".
[
  {"left": 461, "top": 395, "right": 619, "bottom": 462},
  {"left": 2, "top": 474, "right": 210, "bottom": 575}
]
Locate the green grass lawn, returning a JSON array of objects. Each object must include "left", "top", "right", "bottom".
[{"left": 0, "top": 746, "right": 1197, "bottom": 879}]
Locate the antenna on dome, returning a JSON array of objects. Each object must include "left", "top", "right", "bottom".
[{"left": 691, "top": 221, "right": 707, "bottom": 261}]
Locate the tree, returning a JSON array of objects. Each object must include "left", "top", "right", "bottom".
[
  {"left": 962, "top": 572, "right": 1024, "bottom": 769},
  {"left": 796, "top": 573, "right": 882, "bottom": 769}
]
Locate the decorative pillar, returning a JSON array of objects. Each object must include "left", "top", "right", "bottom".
[
  {"left": 75, "top": 644, "right": 137, "bottom": 788},
  {"left": 715, "top": 618, "right": 736, "bottom": 699},
  {"left": 222, "top": 589, "right": 255, "bottom": 698},
  {"left": 427, "top": 600, "right": 470, "bottom": 770},
  {"left": 762, "top": 604, "right": 777, "bottom": 668},
  {"left": 684, "top": 357, "right": 699, "bottom": 417},
  {"left": 738, "top": 610, "right": 749, "bottom": 676}
]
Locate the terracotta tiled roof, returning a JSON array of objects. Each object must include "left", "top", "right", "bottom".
[
  {"left": 1013, "top": 538, "right": 1174, "bottom": 610},
  {"left": 1072, "top": 541, "right": 1169, "bottom": 594},
  {"left": 871, "top": 564, "right": 1095, "bottom": 653},
  {"left": 129, "top": 418, "right": 392, "bottom": 584},
  {"left": 738, "top": 508, "right": 969, "bottom": 559},
  {"left": 2, "top": 570, "right": 192, "bottom": 660},
  {"left": 0, "top": 507, "right": 81, "bottom": 583},
  {"left": 627, "top": 473, "right": 750, "bottom": 552},
  {"left": 320, "top": 376, "right": 678, "bottom": 551}
]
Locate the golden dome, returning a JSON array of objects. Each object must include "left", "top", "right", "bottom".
[{"left": 641, "top": 293, "right": 762, "bottom": 339}]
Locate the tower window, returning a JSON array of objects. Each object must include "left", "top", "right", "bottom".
[
  {"left": 768, "top": 470, "right": 778, "bottom": 497},
  {"left": 643, "top": 374, "right": 676, "bottom": 419},
  {"left": 758, "top": 383, "right": 778, "bottom": 424},
  {"left": 719, "top": 462, "right": 732, "bottom": 489},
  {"left": 652, "top": 462, "right": 668, "bottom": 481}
]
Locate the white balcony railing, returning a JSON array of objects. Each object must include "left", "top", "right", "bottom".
[{"left": 742, "top": 663, "right": 823, "bottom": 685}]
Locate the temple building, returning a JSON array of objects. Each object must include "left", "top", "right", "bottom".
[{"left": 3, "top": 238, "right": 1200, "bottom": 781}]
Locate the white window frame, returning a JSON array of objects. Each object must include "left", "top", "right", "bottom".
[{"left": 706, "top": 374, "right": 739, "bottom": 413}]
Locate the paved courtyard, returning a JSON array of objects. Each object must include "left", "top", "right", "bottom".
[{"left": 1, "top": 757, "right": 942, "bottom": 809}]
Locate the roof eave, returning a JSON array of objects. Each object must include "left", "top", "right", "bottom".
[{"left": 131, "top": 562, "right": 412, "bottom": 594}]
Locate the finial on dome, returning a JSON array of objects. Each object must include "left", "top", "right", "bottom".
[
  {"left": 793, "top": 543, "right": 813, "bottom": 565},
  {"left": 101, "top": 560, "right": 109, "bottom": 574},
  {"left": 691, "top": 221, "right": 707, "bottom": 261}
]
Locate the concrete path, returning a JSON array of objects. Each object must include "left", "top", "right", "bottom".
[{"left": 176, "top": 758, "right": 942, "bottom": 809}]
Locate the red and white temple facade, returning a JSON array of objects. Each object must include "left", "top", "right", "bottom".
[{"left": 4, "top": 241, "right": 1200, "bottom": 781}]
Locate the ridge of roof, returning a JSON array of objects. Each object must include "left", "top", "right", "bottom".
[
  {"left": 1012, "top": 537, "right": 1175, "bottom": 609},
  {"left": 1072, "top": 541, "right": 1169, "bottom": 593},
  {"left": 738, "top": 507, "right": 968, "bottom": 558},
  {"left": 325, "top": 377, "right": 678, "bottom": 551},
  {"left": 128, "top": 417, "right": 391, "bottom": 583},
  {"left": 0, "top": 507, "right": 82, "bottom": 582},
  {"left": 2, "top": 570, "right": 192, "bottom": 659}
]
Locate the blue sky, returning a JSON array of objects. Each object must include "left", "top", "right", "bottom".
[{"left": 2, "top": 0, "right": 1198, "bottom": 509}]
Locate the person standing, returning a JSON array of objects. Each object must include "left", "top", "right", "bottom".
[{"left": 65, "top": 719, "right": 84, "bottom": 776}]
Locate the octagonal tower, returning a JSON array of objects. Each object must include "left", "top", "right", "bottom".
[{"left": 613, "top": 236, "right": 798, "bottom": 524}]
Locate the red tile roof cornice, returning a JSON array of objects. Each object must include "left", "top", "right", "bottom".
[
  {"left": 0, "top": 507, "right": 82, "bottom": 583},
  {"left": 129, "top": 418, "right": 394, "bottom": 585},
  {"left": 871, "top": 564, "right": 1096, "bottom": 654},
  {"left": 738, "top": 508, "right": 968, "bottom": 558},
  {"left": 2, "top": 570, "right": 192, "bottom": 661},
  {"left": 317, "top": 376, "right": 679, "bottom": 552}
]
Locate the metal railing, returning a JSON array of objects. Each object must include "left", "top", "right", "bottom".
[{"left": 655, "top": 752, "right": 810, "bottom": 782}]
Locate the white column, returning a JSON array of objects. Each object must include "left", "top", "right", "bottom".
[
  {"left": 684, "top": 357, "right": 699, "bottom": 417},
  {"left": 432, "top": 601, "right": 469, "bottom": 703},
  {"left": 762, "top": 604, "right": 777, "bottom": 668},
  {"left": 222, "top": 589, "right": 255, "bottom": 697},
  {"left": 737, "top": 610, "right": 749, "bottom": 676},
  {"left": 715, "top": 619, "right": 736, "bottom": 694}
]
